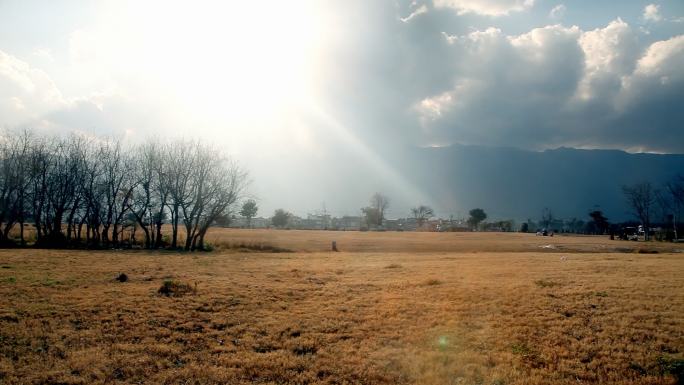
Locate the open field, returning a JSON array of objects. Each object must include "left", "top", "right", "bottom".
[
  {"left": 0, "top": 230, "right": 683, "bottom": 384},
  {"left": 204, "top": 228, "right": 684, "bottom": 254}
]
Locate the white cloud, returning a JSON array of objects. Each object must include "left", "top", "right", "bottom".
[
  {"left": 32, "top": 48, "right": 55, "bottom": 63},
  {"left": 415, "top": 19, "right": 684, "bottom": 152},
  {"left": 433, "top": 0, "right": 534, "bottom": 16},
  {"left": 632, "top": 35, "right": 684, "bottom": 77},
  {"left": 576, "top": 18, "right": 639, "bottom": 101},
  {"left": 400, "top": 4, "right": 429, "bottom": 22},
  {"left": 0, "top": 50, "right": 65, "bottom": 127},
  {"left": 643, "top": 4, "right": 662, "bottom": 22},
  {"left": 417, "top": 24, "right": 584, "bottom": 146},
  {"left": 0, "top": 49, "right": 167, "bottom": 139},
  {"left": 549, "top": 4, "right": 566, "bottom": 19},
  {"left": 416, "top": 90, "right": 455, "bottom": 120}
]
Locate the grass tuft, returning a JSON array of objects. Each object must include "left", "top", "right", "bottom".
[
  {"left": 158, "top": 280, "right": 196, "bottom": 297},
  {"left": 385, "top": 263, "right": 402, "bottom": 269},
  {"left": 292, "top": 344, "right": 317, "bottom": 356},
  {"left": 2, "top": 276, "right": 16, "bottom": 284},
  {"left": 535, "top": 279, "right": 560, "bottom": 288}
]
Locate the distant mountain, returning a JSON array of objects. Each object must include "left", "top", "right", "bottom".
[{"left": 399, "top": 144, "right": 684, "bottom": 222}]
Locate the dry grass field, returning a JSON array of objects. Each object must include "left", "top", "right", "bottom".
[{"left": 0, "top": 230, "right": 683, "bottom": 385}]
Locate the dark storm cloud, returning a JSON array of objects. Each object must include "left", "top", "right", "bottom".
[{"left": 313, "top": 2, "right": 684, "bottom": 153}]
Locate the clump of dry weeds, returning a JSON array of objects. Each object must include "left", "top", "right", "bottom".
[
  {"left": 534, "top": 279, "right": 561, "bottom": 288},
  {"left": 158, "top": 280, "right": 196, "bottom": 297}
]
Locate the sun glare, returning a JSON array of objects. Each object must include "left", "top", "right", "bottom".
[{"left": 99, "top": 1, "right": 328, "bottom": 130}]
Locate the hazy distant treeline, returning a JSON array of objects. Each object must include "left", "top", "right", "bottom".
[{"left": 0, "top": 130, "right": 246, "bottom": 250}]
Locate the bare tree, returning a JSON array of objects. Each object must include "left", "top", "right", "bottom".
[
  {"left": 79, "top": 141, "right": 103, "bottom": 246},
  {"left": 38, "top": 136, "right": 87, "bottom": 246},
  {"left": 0, "top": 129, "right": 249, "bottom": 250},
  {"left": 365, "top": 193, "right": 389, "bottom": 227},
  {"left": 662, "top": 176, "right": 683, "bottom": 240},
  {"left": 166, "top": 140, "right": 196, "bottom": 249},
  {"left": 151, "top": 145, "right": 171, "bottom": 248},
  {"left": 0, "top": 130, "right": 32, "bottom": 245},
  {"left": 127, "top": 143, "right": 158, "bottom": 248},
  {"left": 411, "top": 205, "right": 434, "bottom": 228},
  {"left": 180, "top": 142, "right": 213, "bottom": 250},
  {"left": 622, "top": 182, "right": 656, "bottom": 241},
  {"left": 540, "top": 207, "right": 554, "bottom": 230},
  {"left": 96, "top": 140, "right": 133, "bottom": 246},
  {"left": 191, "top": 159, "right": 246, "bottom": 250}
]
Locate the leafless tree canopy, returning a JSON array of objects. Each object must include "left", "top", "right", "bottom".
[
  {"left": 362, "top": 193, "right": 389, "bottom": 228},
  {"left": 622, "top": 182, "right": 655, "bottom": 241},
  {"left": 0, "top": 129, "right": 247, "bottom": 250},
  {"left": 540, "top": 207, "right": 554, "bottom": 230},
  {"left": 411, "top": 205, "right": 434, "bottom": 227}
]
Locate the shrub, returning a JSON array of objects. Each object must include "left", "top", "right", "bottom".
[{"left": 158, "top": 280, "right": 196, "bottom": 297}]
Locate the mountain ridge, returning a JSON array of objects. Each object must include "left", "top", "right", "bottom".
[{"left": 398, "top": 144, "right": 684, "bottom": 222}]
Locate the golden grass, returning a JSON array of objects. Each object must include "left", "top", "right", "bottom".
[
  {"left": 205, "top": 228, "right": 682, "bottom": 254},
  {"left": 0, "top": 230, "right": 682, "bottom": 384}
]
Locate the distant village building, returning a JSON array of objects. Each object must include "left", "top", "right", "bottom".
[
  {"left": 231, "top": 217, "right": 271, "bottom": 228},
  {"left": 331, "top": 216, "right": 363, "bottom": 230},
  {"left": 227, "top": 214, "right": 509, "bottom": 233},
  {"left": 300, "top": 214, "right": 331, "bottom": 230}
]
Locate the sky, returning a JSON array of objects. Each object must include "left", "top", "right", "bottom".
[{"left": 0, "top": 0, "right": 683, "bottom": 218}]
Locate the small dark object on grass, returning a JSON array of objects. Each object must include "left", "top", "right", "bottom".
[
  {"left": 332, "top": 241, "right": 338, "bottom": 252},
  {"left": 158, "top": 280, "right": 196, "bottom": 297},
  {"left": 116, "top": 273, "right": 128, "bottom": 282}
]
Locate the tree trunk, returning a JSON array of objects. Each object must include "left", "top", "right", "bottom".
[
  {"left": 19, "top": 219, "right": 25, "bottom": 246},
  {"left": 171, "top": 204, "right": 179, "bottom": 248},
  {"left": 154, "top": 220, "right": 163, "bottom": 248},
  {"left": 112, "top": 223, "right": 119, "bottom": 246},
  {"left": 101, "top": 224, "right": 110, "bottom": 246}
]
